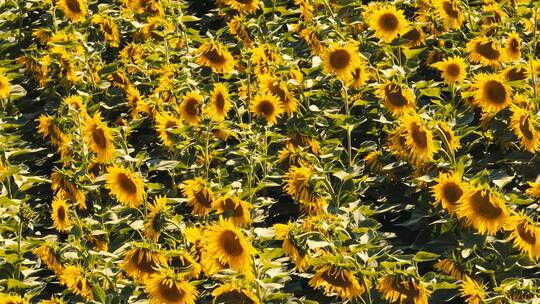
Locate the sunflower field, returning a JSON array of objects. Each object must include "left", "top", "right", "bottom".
[{"left": 3, "top": 0, "right": 540, "bottom": 303}]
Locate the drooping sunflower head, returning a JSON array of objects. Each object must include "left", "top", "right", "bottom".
[
  {"left": 432, "top": 171, "right": 467, "bottom": 214},
  {"left": 434, "top": 258, "right": 467, "bottom": 280},
  {"left": 467, "top": 36, "right": 506, "bottom": 67},
  {"left": 59, "top": 265, "right": 93, "bottom": 300},
  {"left": 57, "top": 0, "right": 87, "bottom": 22},
  {"left": 309, "top": 264, "right": 366, "bottom": 300},
  {"left": 83, "top": 112, "right": 115, "bottom": 163},
  {"left": 196, "top": 42, "right": 236, "bottom": 73},
  {"left": 51, "top": 170, "right": 86, "bottom": 209},
  {"left": 33, "top": 243, "right": 65, "bottom": 276},
  {"left": 250, "top": 92, "right": 284, "bottom": 125},
  {"left": 378, "top": 273, "right": 431, "bottom": 304},
  {"left": 180, "top": 177, "right": 214, "bottom": 216},
  {"left": 367, "top": 5, "right": 409, "bottom": 43},
  {"left": 146, "top": 270, "right": 199, "bottom": 304},
  {"left": 258, "top": 74, "right": 298, "bottom": 115},
  {"left": 91, "top": 14, "right": 120, "bottom": 47},
  {"left": 145, "top": 196, "right": 169, "bottom": 241},
  {"left": 501, "top": 65, "right": 529, "bottom": 82},
  {"left": 203, "top": 218, "right": 257, "bottom": 276},
  {"left": 283, "top": 164, "right": 326, "bottom": 215},
  {"left": 105, "top": 165, "right": 146, "bottom": 208},
  {"left": 205, "top": 83, "right": 231, "bottom": 122},
  {"left": 377, "top": 82, "right": 416, "bottom": 116},
  {"left": 123, "top": 245, "right": 167, "bottom": 282},
  {"left": 155, "top": 111, "right": 183, "bottom": 150},
  {"left": 179, "top": 91, "right": 203, "bottom": 126},
  {"left": 437, "top": 121, "right": 461, "bottom": 152},
  {"left": 0, "top": 293, "right": 28, "bottom": 304},
  {"left": 509, "top": 106, "right": 540, "bottom": 153},
  {"left": 505, "top": 32, "right": 522, "bottom": 61},
  {"left": 504, "top": 212, "right": 540, "bottom": 260},
  {"left": 433, "top": 0, "right": 464, "bottom": 30},
  {"left": 526, "top": 181, "right": 540, "bottom": 199},
  {"left": 0, "top": 71, "right": 12, "bottom": 99},
  {"left": 51, "top": 194, "right": 71, "bottom": 232},
  {"left": 456, "top": 185, "right": 510, "bottom": 235},
  {"left": 167, "top": 250, "right": 202, "bottom": 280},
  {"left": 322, "top": 42, "right": 361, "bottom": 81},
  {"left": 212, "top": 282, "right": 261, "bottom": 304},
  {"left": 432, "top": 56, "right": 467, "bottom": 84},
  {"left": 400, "top": 113, "right": 436, "bottom": 165},
  {"left": 460, "top": 276, "right": 486, "bottom": 304},
  {"left": 473, "top": 73, "right": 512, "bottom": 113},
  {"left": 222, "top": 0, "right": 260, "bottom": 14},
  {"left": 402, "top": 27, "right": 426, "bottom": 47},
  {"left": 348, "top": 64, "right": 369, "bottom": 90},
  {"left": 363, "top": 150, "right": 384, "bottom": 173},
  {"left": 274, "top": 222, "right": 309, "bottom": 272},
  {"left": 211, "top": 195, "right": 252, "bottom": 227}
]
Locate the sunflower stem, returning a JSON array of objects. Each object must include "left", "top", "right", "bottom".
[
  {"left": 342, "top": 82, "right": 353, "bottom": 168},
  {"left": 204, "top": 123, "right": 210, "bottom": 180}
]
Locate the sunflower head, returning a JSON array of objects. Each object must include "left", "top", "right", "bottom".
[
  {"left": 467, "top": 37, "right": 506, "bottom": 67},
  {"left": 433, "top": 0, "right": 464, "bottom": 30},
  {"left": 504, "top": 212, "right": 540, "bottom": 260},
  {"left": 377, "top": 82, "right": 416, "bottom": 116},
  {"left": 473, "top": 73, "right": 512, "bottom": 113},
  {"left": 179, "top": 91, "right": 203, "bottom": 126},
  {"left": 322, "top": 42, "right": 361, "bottom": 81},
  {"left": 456, "top": 185, "right": 510, "bottom": 235},
  {"left": 180, "top": 177, "right": 214, "bottom": 216},
  {"left": 0, "top": 71, "right": 12, "bottom": 100},
  {"left": 402, "top": 27, "right": 426, "bottom": 47},
  {"left": 33, "top": 243, "right": 65, "bottom": 276},
  {"left": 167, "top": 250, "right": 202, "bottom": 280},
  {"left": 274, "top": 222, "right": 309, "bottom": 272},
  {"left": 57, "top": 0, "right": 87, "bottom": 22},
  {"left": 105, "top": 165, "right": 146, "bottom": 208},
  {"left": 505, "top": 32, "right": 522, "bottom": 61},
  {"left": 59, "top": 265, "right": 93, "bottom": 300},
  {"left": 146, "top": 270, "right": 199, "bottom": 304},
  {"left": 222, "top": 0, "right": 260, "bottom": 14},
  {"left": 309, "top": 263, "right": 366, "bottom": 300},
  {"left": 400, "top": 113, "right": 436, "bottom": 165},
  {"left": 460, "top": 276, "right": 486, "bottom": 304},
  {"left": 51, "top": 194, "right": 71, "bottom": 232},
  {"left": 204, "top": 83, "right": 231, "bottom": 122},
  {"left": 145, "top": 196, "right": 169, "bottom": 241},
  {"left": 250, "top": 92, "right": 284, "bottom": 125},
  {"left": 368, "top": 5, "right": 409, "bottom": 43},
  {"left": 502, "top": 65, "right": 529, "bottom": 82},
  {"left": 51, "top": 170, "right": 86, "bottom": 209},
  {"left": 432, "top": 56, "right": 467, "bottom": 84},
  {"left": 438, "top": 121, "right": 461, "bottom": 152},
  {"left": 123, "top": 245, "right": 167, "bottom": 282},
  {"left": 212, "top": 282, "right": 261, "bottom": 304},
  {"left": 196, "top": 42, "right": 235, "bottom": 73},
  {"left": 283, "top": 164, "right": 327, "bottom": 215},
  {"left": 377, "top": 273, "right": 431, "bottom": 304},
  {"left": 432, "top": 171, "right": 467, "bottom": 214},
  {"left": 155, "top": 111, "right": 183, "bottom": 150},
  {"left": 509, "top": 106, "right": 540, "bottom": 153},
  {"left": 84, "top": 112, "right": 115, "bottom": 163},
  {"left": 211, "top": 195, "right": 251, "bottom": 227},
  {"left": 434, "top": 258, "right": 467, "bottom": 280},
  {"left": 258, "top": 74, "right": 298, "bottom": 114}
]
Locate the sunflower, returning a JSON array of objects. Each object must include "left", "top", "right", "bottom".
[
  {"left": 432, "top": 172, "right": 467, "bottom": 214},
  {"left": 51, "top": 194, "right": 71, "bottom": 232},
  {"left": 402, "top": 27, "right": 426, "bottom": 47},
  {"left": 467, "top": 36, "right": 506, "bottom": 67},
  {"left": 123, "top": 246, "right": 167, "bottom": 282},
  {"left": 51, "top": 170, "right": 86, "bottom": 209},
  {"left": 83, "top": 112, "right": 115, "bottom": 163},
  {"left": 258, "top": 74, "right": 298, "bottom": 114},
  {"left": 212, "top": 282, "right": 260, "bottom": 304},
  {"left": 146, "top": 270, "right": 199, "bottom": 304},
  {"left": 105, "top": 165, "right": 146, "bottom": 208},
  {"left": 473, "top": 73, "right": 512, "bottom": 113},
  {"left": 203, "top": 218, "right": 256, "bottom": 276},
  {"left": 250, "top": 92, "right": 284, "bottom": 125},
  {"left": 505, "top": 32, "right": 522, "bottom": 61},
  {"left": 196, "top": 42, "right": 235, "bottom": 73},
  {"left": 456, "top": 185, "right": 510, "bottom": 235},
  {"left": 180, "top": 177, "right": 214, "bottom": 216},
  {"left": 509, "top": 106, "right": 540, "bottom": 153},
  {"left": 309, "top": 265, "right": 365, "bottom": 300},
  {"left": 167, "top": 251, "right": 202, "bottom": 280},
  {"left": 432, "top": 56, "right": 467, "bottom": 84},
  {"left": 223, "top": 0, "right": 260, "bottom": 13},
  {"left": 363, "top": 150, "right": 384, "bottom": 173},
  {"left": 59, "top": 265, "right": 93, "bottom": 300},
  {"left": 460, "top": 276, "right": 486, "bottom": 304},
  {"left": 39, "top": 296, "right": 66, "bottom": 304},
  {"left": 145, "top": 196, "right": 169, "bottom": 241},
  {"left": 36, "top": 114, "right": 71, "bottom": 156},
  {"left": 251, "top": 44, "right": 283, "bottom": 75},
  {"left": 434, "top": 258, "right": 467, "bottom": 280},
  {"left": 0, "top": 71, "right": 12, "bottom": 99},
  {"left": 33, "top": 244, "right": 64, "bottom": 276},
  {"left": 0, "top": 294, "right": 28, "bottom": 304},
  {"left": 367, "top": 5, "right": 409, "bottom": 43},
  {"left": 438, "top": 121, "right": 461, "bottom": 152},
  {"left": 179, "top": 91, "right": 202, "bottom": 126},
  {"left": 377, "top": 274, "right": 430, "bottom": 304},
  {"left": 504, "top": 212, "right": 540, "bottom": 260},
  {"left": 348, "top": 64, "right": 369, "bottom": 89},
  {"left": 400, "top": 113, "right": 436, "bottom": 164},
  {"left": 321, "top": 42, "right": 361, "bottom": 82},
  {"left": 501, "top": 65, "right": 528, "bottom": 82},
  {"left": 283, "top": 164, "right": 326, "bottom": 215},
  {"left": 526, "top": 181, "right": 540, "bottom": 199},
  {"left": 211, "top": 195, "right": 251, "bottom": 227},
  {"left": 205, "top": 83, "right": 232, "bottom": 122},
  {"left": 155, "top": 111, "right": 183, "bottom": 150},
  {"left": 57, "top": 0, "right": 87, "bottom": 22},
  {"left": 433, "top": 0, "right": 464, "bottom": 30},
  {"left": 91, "top": 15, "right": 120, "bottom": 47},
  {"left": 376, "top": 82, "right": 416, "bottom": 116},
  {"left": 274, "top": 222, "right": 309, "bottom": 272}
]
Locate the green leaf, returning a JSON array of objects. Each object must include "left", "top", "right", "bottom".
[{"left": 413, "top": 251, "right": 440, "bottom": 262}]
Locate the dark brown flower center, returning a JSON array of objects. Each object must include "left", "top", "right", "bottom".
[
  {"left": 214, "top": 289, "right": 256, "bottom": 304},
  {"left": 157, "top": 280, "right": 185, "bottom": 302},
  {"left": 118, "top": 173, "right": 138, "bottom": 194},
  {"left": 505, "top": 67, "right": 527, "bottom": 81},
  {"left": 256, "top": 100, "right": 275, "bottom": 117},
  {"left": 329, "top": 49, "right": 351, "bottom": 70},
  {"left": 215, "top": 92, "right": 225, "bottom": 112},
  {"left": 509, "top": 38, "right": 520, "bottom": 52},
  {"left": 442, "top": 182, "right": 463, "bottom": 205},
  {"left": 221, "top": 230, "right": 243, "bottom": 256},
  {"left": 476, "top": 41, "right": 501, "bottom": 60},
  {"left": 131, "top": 250, "right": 161, "bottom": 274},
  {"left": 442, "top": 1, "right": 460, "bottom": 18},
  {"left": 403, "top": 28, "right": 421, "bottom": 42},
  {"left": 184, "top": 98, "right": 199, "bottom": 118},
  {"left": 445, "top": 63, "right": 461, "bottom": 78},
  {"left": 484, "top": 80, "right": 507, "bottom": 105},
  {"left": 92, "top": 126, "right": 108, "bottom": 149},
  {"left": 519, "top": 116, "right": 534, "bottom": 140},
  {"left": 411, "top": 122, "right": 428, "bottom": 149},
  {"left": 193, "top": 188, "right": 212, "bottom": 208},
  {"left": 385, "top": 84, "right": 408, "bottom": 107},
  {"left": 57, "top": 205, "right": 66, "bottom": 221},
  {"left": 517, "top": 222, "right": 536, "bottom": 244},
  {"left": 204, "top": 49, "right": 226, "bottom": 65},
  {"left": 222, "top": 198, "right": 244, "bottom": 218},
  {"left": 66, "top": 0, "right": 82, "bottom": 13},
  {"left": 378, "top": 13, "right": 399, "bottom": 32},
  {"left": 470, "top": 190, "right": 502, "bottom": 219},
  {"left": 321, "top": 269, "right": 354, "bottom": 288}
]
